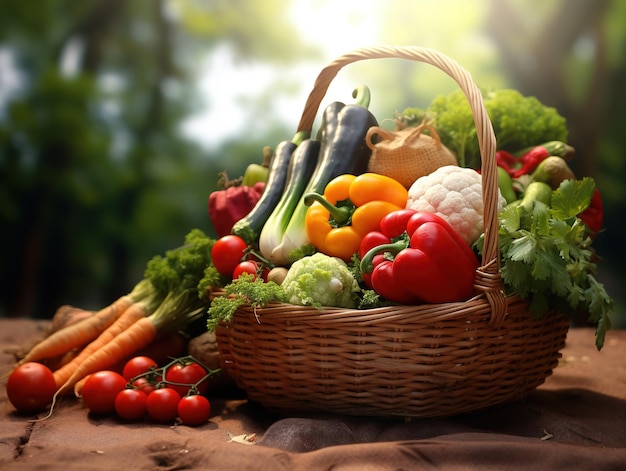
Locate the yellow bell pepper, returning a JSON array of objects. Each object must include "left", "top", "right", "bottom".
[{"left": 303, "top": 173, "right": 408, "bottom": 261}]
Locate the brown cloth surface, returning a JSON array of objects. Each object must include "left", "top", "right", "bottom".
[{"left": 1, "top": 318, "right": 625, "bottom": 470}]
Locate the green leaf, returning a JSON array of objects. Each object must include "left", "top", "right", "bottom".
[
  {"left": 566, "top": 284, "right": 585, "bottom": 309},
  {"left": 551, "top": 177, "right": 595, "bottom": 219},
  {"left": 585, "top": 275, "right": 614, "bottom": 322},
  {"left": 499, "top": 204, "right": 521, "bottom": 232},
  {"left": 530, "top": 201, "right": 550, "bottom": 234},
  {"left": 508, "top": 233, "right": 536, "bottom": 263}
]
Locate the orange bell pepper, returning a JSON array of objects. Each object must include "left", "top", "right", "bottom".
[{"left": 303, "top": 173, "right": 408, "bottom": 262}]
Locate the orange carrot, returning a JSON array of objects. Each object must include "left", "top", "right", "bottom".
[
  {"left": 52, "top": 301, "right": 151, "bottom": 389},
  {"left": 73, "top": 374, "right": 91, "bottom": 398},
  {"left": 57, "top": 316, "right": 159, "bottom": 395},
  {"left": 18, "top": 294, "right": 134, "bottom": 366},
  {"left": 18, "top": 280, "right": 155, "bottom": 367},
  {"left": 55, "top": 291, "right": 206, "bottom": 395}
]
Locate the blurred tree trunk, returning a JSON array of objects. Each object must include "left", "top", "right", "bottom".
[{"left": 485, "top": 0, "right": 610, "bottom": 178}]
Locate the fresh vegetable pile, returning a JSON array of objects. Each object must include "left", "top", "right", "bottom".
[
  {"left": 206, "top": 86, "right": 613, "bottom": 351},
  {"left": 6, "top": 85, "right": 614, "bottom": 421}
]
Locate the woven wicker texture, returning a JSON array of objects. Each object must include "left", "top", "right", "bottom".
[{"left": 215, "top": 46, "right": 570, "bottom": 418}]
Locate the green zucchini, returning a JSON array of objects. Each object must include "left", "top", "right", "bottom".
[{"left": 231, "top": 131, "right": 308, "bottom": 245}]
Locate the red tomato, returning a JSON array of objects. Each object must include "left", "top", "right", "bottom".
[
  {"left": 122, "top": 356, "right": 157, "bottom": 381},
  {"left": 6, "top": 362, "right": 57, "bottom": 414},
  {"left": 132, "top": 377, "right": 157, "bottom": 395},
  {"left": 146, "top": 388, "right": 181, "bottom": 423},
  {"left": 81, "top": 371, "right": 127, "bottom": 415},
  {"left": 164, "top": 361, "right": 209, "bottom": 397},
  {"left": 233, "top": 260, "right": 260, "bottom": 280},
  {"left": 211, "top": 235, "right": 248, "bottom": 276},
  {"left": 177, "top": 395, "right": 211, "bottom": 426},
  {"left": 114, "top": 388, "right": 147, "bottom": 420}
]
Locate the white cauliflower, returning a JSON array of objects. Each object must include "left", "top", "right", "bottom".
[{"left": 406, "top": 165, "right": 505, "bottom": 245}]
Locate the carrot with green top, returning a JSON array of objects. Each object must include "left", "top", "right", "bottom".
[
  {"left": 34, "top": 228, "right": 220, "bottom": 417},
  {"left": 53, "top": 290, "right": 206, "bottom": 397}
]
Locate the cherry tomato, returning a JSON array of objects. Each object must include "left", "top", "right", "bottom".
[
  {"left": 6, "top": 362, "right": 57, "bottom": 414},
  {"left": 177, "top": 395, "right": 211, "bottom": 426},
  {"left": 164, "top": 361, "right": 209, "bottom": 397},
  {"left": 233, "top": 260, "right": 271, "bottom": 281},
  {"left": 81, "top": 370, "right": 127, "bottom": 414},
  {"left": 114, "top": 388, "right": 147, "bottom": 420},
  {"left": 211, "top": 235, "right": 247, "bottom": 276},
  {"left": 122, "top": 356, "right": 157, "bottom": 381},
  {"left": 132, "top": 377, "right": 157, "bottom": 395},
  {"left": 233, "top": 260, "right": 260, "bottom": 280},
  {"left": 146, "top": 388, "right": 181, "bottom": 423},
  {"left": 122, "top": 355, "right": 159, "bottom": 381}
]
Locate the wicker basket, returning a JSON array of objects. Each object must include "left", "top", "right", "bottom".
[{"left": 214, "top": 46, "right": 570, "bottom": 419}]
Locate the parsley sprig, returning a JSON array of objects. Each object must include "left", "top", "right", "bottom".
[{"left": 478, "top": 177, "right": 613, "bottom": 350}]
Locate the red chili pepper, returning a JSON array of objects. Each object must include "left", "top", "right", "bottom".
[
  {"left": 359, "top": 209, "right": 479, "bottom": 304},
  {"left": 510, "top": 146, "right": 550, "bottom": 178},
  {"left": 578, "top": 187, "right": 603, "bottom": 237},
  {"left": 208, "top": 179, "right": 264, "bottom": 238},
  {"left": 496, "top": 150, "right": 517, "bottom": 176}
]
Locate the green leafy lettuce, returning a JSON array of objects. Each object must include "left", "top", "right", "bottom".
[{"left": 400, "top": 89, "right": 568, "bottom": 169}]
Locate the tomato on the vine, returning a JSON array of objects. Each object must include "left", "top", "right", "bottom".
[
  {"left": 132, "top": 377, "right": 157, "bottom": 395},
  {"left": 122, "top": 356, "right": 157, "bottom": 381},
  {"left": 6, "top": 362, "right": 57, "bottom": 414},
  {"left": 211, "top": 235, "right": 247, "bottom": 276},
  {"left": 115, "top": 388, "right": 147, "bottom": 420},
  {"left": 164, "top": 361, "right": 208, "bottom": 397},
  {"left": 146, "top": 388, "right": 180, "bottom": 423},
  {"left": 177, "top": 395, "right": 211, "bottom": 426},
  {"left": 81, "top": 371, "right": 127, "bottom": 414}
]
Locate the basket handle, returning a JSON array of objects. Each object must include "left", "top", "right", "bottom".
[{"left": 296, "top": 46, "right": 506, "bottom": 325}]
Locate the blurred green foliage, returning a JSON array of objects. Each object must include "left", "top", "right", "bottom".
[{"left": 0, "top": 0, "right": 315, "bottom": 317}]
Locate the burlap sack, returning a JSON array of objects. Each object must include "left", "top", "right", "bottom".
[{"left": 366, "top": 123, "right": 457, "bottom": 188}]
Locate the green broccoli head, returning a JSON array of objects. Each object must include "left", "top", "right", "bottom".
[
  {"left": 400, "top": 88, "right": 569, "bottom": 169},
  {"left": 281, "top": 253, "right": 360, "bottom": 309}
]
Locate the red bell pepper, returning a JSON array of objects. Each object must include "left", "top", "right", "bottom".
[
  {"left": 496, "top": 150, "right": 517, "bottom": 175},
  {"left": 208, "top": 174, "right": 264, "bottom": 237},
  {"left": 359, "top": 209, "right": 479, "bottom": 304}
]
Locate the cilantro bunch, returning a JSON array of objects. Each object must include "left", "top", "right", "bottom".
[{"left": 478, "top": 178, "right": 613, "bottom": 350}]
